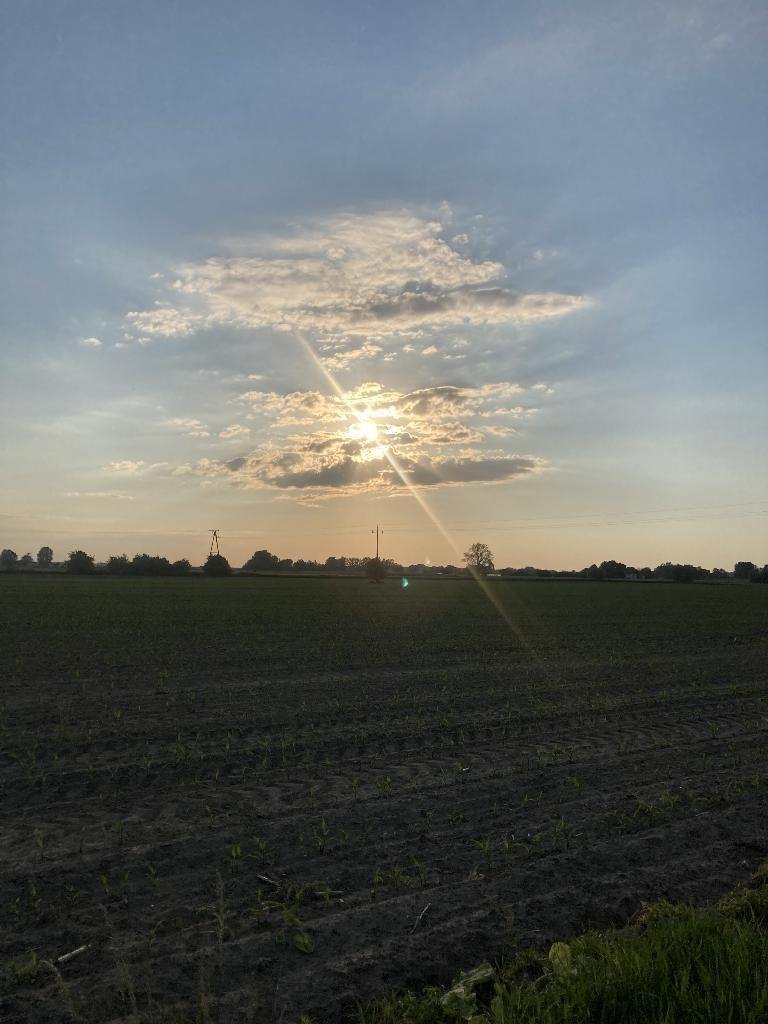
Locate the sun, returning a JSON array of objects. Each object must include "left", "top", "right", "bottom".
[{"left": 347, "top": 418, "right": 379, "bottom": 443}]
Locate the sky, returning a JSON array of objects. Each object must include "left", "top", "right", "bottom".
[{"left": 1, "top": 0, "right": 766, "bottom": 569}]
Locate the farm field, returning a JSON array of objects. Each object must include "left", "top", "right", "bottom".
[{"left": 1, "top": 575, "right": 767, "bottom": 1023}]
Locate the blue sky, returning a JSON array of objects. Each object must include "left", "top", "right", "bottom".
[{"left": 1, "top": 0, "right": 766, "bottom": 568}]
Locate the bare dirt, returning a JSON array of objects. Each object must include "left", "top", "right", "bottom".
[{"left": 1, "top": 576, "right": 766, "bottom": 1022}]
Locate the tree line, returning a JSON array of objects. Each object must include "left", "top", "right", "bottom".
[{"left": 1, "top": 544, "right": 766, "bottom": 582}]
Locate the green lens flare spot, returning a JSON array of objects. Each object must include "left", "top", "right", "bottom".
[{"left": 401, "top": 578, "right": 409, "bottom": 589}]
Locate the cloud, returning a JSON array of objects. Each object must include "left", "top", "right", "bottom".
[
  {"left": 164, "top": 417, "right": 211, "bottom": 438},
  {"left": 102, "top": 460, "right": 145, "bottom": 473},
  {"left": 318, "top": 339, "right": 383, "bottom": 371},
  {"left": 170, "top": 374, "right": 550, "bottom": 498},
  {"left": 178, "top": 449, "right": 542, "bottom": 494},
  {"left": 125, "top": 307, "right": 202, "bottom": 337},
  {"left": 242, "top": 388, "right": 345, "bottom": 426},
  {"left": 79, "top": 337, "right": 102, "bottom": 348},
  {"left": 403, "top": 456, "right": 540, "bottom": 487},
  {"left": 64, "top": 491, "right": 135, "bottom": 500},
  {"left": 219, "top": 424, "right": 249, "bottom": 439},
  {"left": 125, "top": 211, "right": 588, "bottom": 348},
  {"left": 101, "top": 460, "right": 169, "bottom": 475},
  {"left": 418, "top": 421, "right": 486, "bottom": 445},
  {"left": 239, "top": 380, "right": 531, "bottom": 427},
  {"left": 393, "top": 382, "right": 524, "bottom": 418}
]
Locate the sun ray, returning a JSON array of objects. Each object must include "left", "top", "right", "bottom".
[{"left": 294, "top": 333, "right": 538, "bottom": 652}]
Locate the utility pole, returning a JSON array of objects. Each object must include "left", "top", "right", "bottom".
[
  {"left": 371, "top": 524, "right": 383, "bottom": 561},
  {"left": 208, "top": 529, "right": 220, "bottom": 557}
]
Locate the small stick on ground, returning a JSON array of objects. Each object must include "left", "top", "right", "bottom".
[
  {"left": 256, "top": 874, "right": 281, "bottom": 888},
  {"left": 56, "top": 944, "right": 90, "bottom": 965},
  {"left": 410, "top": 902, "right": 431, "bottom": 934}
]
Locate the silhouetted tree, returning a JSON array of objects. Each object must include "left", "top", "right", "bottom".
[
  {"left": 324, "top": 556, "right": 347, "bottom": 572},
  {"left": 734, "top": 561, "right": 756, "bottom": 580},
  {"left": 36, "top": 546, "right": 53, "bottom": 567},
  {"left": 0, "top": 549, "right": 18, "bottom": 570},
  {"left": 172, "top": 558, "right": 192, "bottom": 575},
  {"left": 19, "top": 553, "right": 34, "bottom": 567},
  {"left": 204, "top": 553, "right": 231, "bottom": 576},
  {"left": 277, "top": 558, "right": 293, "bottom": 571},
  {"left": 106, "top": 554, "right": 131, "bottom": 574},
  {"left": 243, "top": 549, "right": 280, "bottom": 571},
  {"left": 652, "top": 562, "right": 675, "bottom": 580},
  {"left": 711, "top": 568, "right": 729, "bottom": 579},
  {"left": 750, "top": 564, "right": 768, "bottom": 583},
  {"left": 671, "top": 564, "right": 697, "bottom": 583},
  {"left": 463, "top": 542, "right": 494, "bottom": 574},
  {"left": 365, "top": 556, "right": 386, "bottom": 581},
  {"left": 131, "top": 553, "right": 173, "bottom": 575},
  {"left": 599, "top": 560, "right": 627, "bottom": 579},
  {"left": 66, "top": 550, "right": 95, "bottom": 574}
]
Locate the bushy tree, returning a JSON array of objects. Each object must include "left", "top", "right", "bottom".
[
  {"left": 365, "top": 556, "right": 386, "bottom": 582},
  {"left": 0, "top": 549, "right": 18, "bottom": 570},
  {"left": 750, "top": 565, "right": 768, "bottom": 584},
  {"left": 671, "top": 564, "right": 698, "bottom": 583},
  {"left": 599, "top": 560, "right": 627, "bottom": 579},
  {"left": 66, "top": 550, "right": 95, "bottom": 574},
  {"left": 172, "top": 558, "right": 192, "bottom": 575},
  {"left": 131, "top": 553, "right": 173, "bottom": 575},
  {"left": 106, "top": 554, "right": 131, "bottom": 574},
  {"left": 37, "top": 546, "right": 53, "bottom": 567},
  {"left": 204, "top": 553, "right": 231, "bottom": 576},
  {"left": 463, "top": 542, "right": 494, "bottom": 574},
  {"left": 734, "top": 561, "right": 756, "bottom": 580},
  {"left": 242, "top": 549, "right": 280, "bottom": 571},
  {"left": 19, "top": 553, "right": 34, "bottom": 567}
]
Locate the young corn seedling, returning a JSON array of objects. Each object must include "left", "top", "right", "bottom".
[
  {"left": 376, "top": 776, "right": 394, "bottom": 798},
  {"left": 471, "top": 837, "right": 495, "bottom": 874},
  {"left": 229, "top": 843, "right": 244, "bottom": 874}
]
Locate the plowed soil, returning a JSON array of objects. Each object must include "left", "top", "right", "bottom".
[{"left": 1, "top": 576, "right": 767, "bottom": 1022}]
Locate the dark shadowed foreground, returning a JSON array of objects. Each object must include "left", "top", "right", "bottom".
[{"left": 1, "top": 577, "right": 766, "bottom": 1022}]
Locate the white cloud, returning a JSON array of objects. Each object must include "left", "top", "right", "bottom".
[
  {"left": 64, "top": 491, "right": 135, "bottom": 500},
  {"left": 219, "top": 424, "right": 249, "bottom": 439},
  {"left": 79, "top": 337, "right": 102, "bottom": 348},
  {"left": 318, "top": 339, "right": 383, "bottom": 371},
  {"left": 126, "top": 211, "right": 588, "bottom": 348},
  {"left": 101, "top": 460, "right": 169, "bottom": 475},
  {"left": 102, "top": 460, "right": 145, "bottom": 473},
  {"left": 164, "top": 417, "right": 211, "bottom": 438},
  {"left": 125, "top": 306, "right": 202, "bottom": 338}
]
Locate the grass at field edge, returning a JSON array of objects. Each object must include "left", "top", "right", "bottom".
[{"left": 356, "top": 864, "right": 768, "bottom": 1024}]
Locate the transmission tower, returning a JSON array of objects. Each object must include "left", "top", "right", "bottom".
[{"left": 208, "top": 529, "right": 220, "bottom": 557}]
